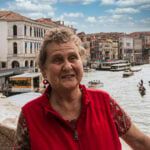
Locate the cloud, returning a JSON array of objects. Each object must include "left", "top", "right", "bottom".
[
  {"left": 108, "top": 7, "right": 140, "bottom": 14},
  {"left": 116, "top": 0, "right": 150, "bottom": 6},
  {"left": 59, "top": 0, "right": 97, "bottom": 5},
  {"left": 63, "top": 12, "right": 84, "bottom": 18},
  {"left": 139, "top": 4, "right": 150, "bottom": 10},
  {"left": 63, "top": 20, "right": 78, "bottom": 26},
  {"left": 7, "top": 0, "right": 55, "bottom": 18},
  {"left": 140, "top": 18, "right": 150, "bottom": 26},
  {"left": 86, "top": 16, "right": 97, "bottom": 23},
  {"left": 101, "top": 0, "right": 150, "bottom": 6},
  {"left": 101, "top": 0, "right": 115, "bottom": 5}
]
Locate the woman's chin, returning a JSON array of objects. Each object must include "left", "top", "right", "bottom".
[{"left": 61, "top": 82, "right": 78, "bottom": 90}]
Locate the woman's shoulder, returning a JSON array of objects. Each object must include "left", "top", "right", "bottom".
[
  {"left": 22, "top": 94, "right": 47, "bottom": 110},
  {"left": 86, "top": 87, "right": 110, "bottom": 98}
]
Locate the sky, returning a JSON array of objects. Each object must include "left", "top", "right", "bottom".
[{"left": 0, "top": 0, "right": 150, "bottom": 34}]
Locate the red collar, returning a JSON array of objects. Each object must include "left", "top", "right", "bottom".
[{"left": 41, "top": 84, "right": 91, "bottom": 116}]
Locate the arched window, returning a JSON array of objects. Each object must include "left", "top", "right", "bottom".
[
  {"left": 30, "top": 42, "right": 32, "bottom": 53},
  {"left": 25, "top": 42, "right": 27, "bottom": 53},
  {"left": 25, "top": 60, "right": 28, "bottom": 67},
  {"left": 30, "top": 27, "right": 32, "bottom": 36},
  {"left": 24, "top": 25, "right": 27, "bottom": 36},
  {"left": 30, "top": 60, "right": 34, "bottom": 67},
  {"left": 36, "top": 28, "right": 38, "bottom": 37},
  {"left": 34, "top": 27, "right": 36, "bottom": 37},
  {"left": 12, "top": 61, "right": 19, "bottom": 68},
  {"left": 13, "top": 25, "right": 17, "bottom": 36},
  {"left": 41, "top": 29, "right": 43, "bottom": 37},
  {"left": 13, "top": 42, "right": 17, "bottom": 54}
]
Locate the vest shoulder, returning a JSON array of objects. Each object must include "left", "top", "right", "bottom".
[
  {"left": 22, "top": 94, "right": 46, "bottom": 110},
  {"left": 86, "top": 88, "right": 110, "bottom": 97}
]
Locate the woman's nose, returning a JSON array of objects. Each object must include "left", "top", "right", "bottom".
[{"left": 62, "top": 60, "right": 72, "bottom": 71}]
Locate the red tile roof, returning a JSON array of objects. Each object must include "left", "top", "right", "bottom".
[
  {"left": 35, "top": 18, "right": 59, "bottom": 27},
  {"left": 0, "top": 11, "right": 31, "bottom": 21}
]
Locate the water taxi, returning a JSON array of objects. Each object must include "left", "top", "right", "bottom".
[
  {"left": 110, "top": 63, "right": 131, "bottom": 71},
  {"left": 97, "top": 60, "right": 130, "bottom": 71}
]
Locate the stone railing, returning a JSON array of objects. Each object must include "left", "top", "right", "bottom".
[{"left": 0, "top": 97, "right": 20, "bottom": 149}]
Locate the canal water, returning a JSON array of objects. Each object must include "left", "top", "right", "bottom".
[{"left": 81, "top": 64, "right": 150, "bottom": 135}]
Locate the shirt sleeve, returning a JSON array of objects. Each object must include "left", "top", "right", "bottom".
[
  {"left": 14, "top": 111, "right": 30, "bottom": 149},
  {"left": 109, "top": 98, "right": 132, "bottom": 136}
]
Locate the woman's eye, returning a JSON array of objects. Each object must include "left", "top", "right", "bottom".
[
  {"left": 52, "top": 57, "right": 63, "bottom": 63},
  {"left": 69, "top": 55, "right": 78, "bottom": 61}
]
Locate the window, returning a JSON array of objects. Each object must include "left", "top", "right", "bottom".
[
  {"left": 126, "top": 43, "right": 130, "bottom": 47},
  {"left": 37, "top": 28, "right": 39, "bottom": 37},
  {"left": 25, "top": 60, "right": 28, "bottom": 67},
  {"left": 30, "top": 42, "right": 32, "bottom": 53},
  {"left": 12, "top": 61, "right": 19, "bottom": 68},
  {"left": 24, "top": 25, "right": 27, "bottom": 36},
  {"left": 34, "top": 27, "right": 37, "bottom": 37},
  {"left": 13, "top": 25, "right": 17, "bottom": 36},
  {"left": 34, "top": 42, "right": 36, "bottom": 50},
  {"left": 25, "top": 42, "right": 27, "bottom": 53},
  {"left": 30, "top": 60, "right": 34, "bottom": 67},
  {"left": 1, "top": 62, "right": 6, "bottom": 68},
  {"left": 30, "top": 27, "right": 32, "bottom": 36},
  {"left": 13, "top": 42, "right": 17, "bottom": 54}
]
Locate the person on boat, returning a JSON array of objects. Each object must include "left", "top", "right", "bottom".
[
  {"left": 138, "top": 79, "right": 146, "bottom": 96},
  {"left": 14, "top": 27, "right": 150, "bottom": 150},
  {"left": 140, "top": 79, "right": 143, "bottom": 86},
  {"left": 139, "top": 83, "right": 146, "bottom": 96}
]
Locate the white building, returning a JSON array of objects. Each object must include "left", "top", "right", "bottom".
[
  {"left": 119, "top": 36, "right": 134, "bottom": 63},
  {"left": 0, "top": 11, "right": 75, "bottom": 69}
]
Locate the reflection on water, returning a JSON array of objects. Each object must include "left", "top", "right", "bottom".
[{"left": 82, "top": 64, "right": 150, "bottom": 134}]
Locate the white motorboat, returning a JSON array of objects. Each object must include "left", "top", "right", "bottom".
[
  {"left": 88, "top": 80, "right": 104, "bottom": 88},
  {"left": 122, "top": 70, "right": 134, "bottom": 78},
  {"left": 130, "top": 66, "right": 142, "bottom": 72}
]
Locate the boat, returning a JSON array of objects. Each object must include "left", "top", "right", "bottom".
[
  {"left": 110, "top": 63, "right": 131, "bottom": 71},
  {"left": 88, "top": 80, "right": 104, "bottom": 88},
  {"left": 139, "top": 85, "right": 146, "bottom": 96},
  {"left": 97, "top": 60, "right": 130, "bottom": 71},
  {"left": 84, "top": 67, "right": 95, "bottom": 72},
  {"left": 130, "top": 66, "right": 142, "bottom": 72},
  {"left": 122, "top": 70, "right": 134, "bottom": 78}
]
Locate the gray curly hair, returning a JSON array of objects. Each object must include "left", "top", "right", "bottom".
[{"left": 38, "top": 27, "right": 85, "bottom": 71}]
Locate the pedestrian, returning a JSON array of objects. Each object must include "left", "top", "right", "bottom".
[{"left": 14, "top": 27, "right": 150, "bottom": 150}]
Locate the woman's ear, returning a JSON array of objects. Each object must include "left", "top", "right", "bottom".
[{"left": 41, "top": 68, "right": 46, "bottom": 79}]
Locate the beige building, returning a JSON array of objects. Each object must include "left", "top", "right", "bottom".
[
  {"left": 119, "top": 36, "right": 134, "bottom": 63},
  {"left": 133, "top": 38, "right": 143, "bottom": 64},
  {"left": 100, "top": 39, "right": 118, "bottom": 61},
  {"left": 0, "top": 11, "right": 75, "bottom": 69}
]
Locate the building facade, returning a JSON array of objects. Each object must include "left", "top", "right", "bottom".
[
  {"left": 119, "top": 36, "right": 134, "bottom": 63},
  {"left": 0, "top": 11, "right": 75, "bottom": 70}
]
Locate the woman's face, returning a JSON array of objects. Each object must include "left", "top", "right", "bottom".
[{"left": 43, "top": 41, "right": 84, "bottom": 91}]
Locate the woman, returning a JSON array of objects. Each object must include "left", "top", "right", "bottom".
[{"left": 14, "top": 27, "right": 150, "bottom": 149}]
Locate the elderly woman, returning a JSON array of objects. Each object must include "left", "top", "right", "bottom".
[{"left": 14, "top": 27, "right": 150, "bottom": 149}]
